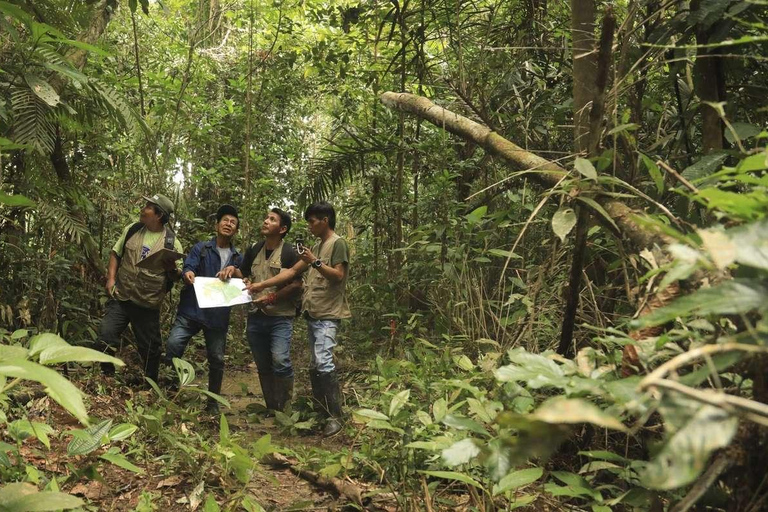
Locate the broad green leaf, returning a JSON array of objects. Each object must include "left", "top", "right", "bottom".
[
  {"left": 108, "top": 423, "right": 138, "bottom": 441},
  {"left": 0, "top": 192, "right": 36, "bottom": 208},
  {"left": 639, "top": 154, "right": 664, "bottom": 194},
  {"left": 419, "top": 470, "right": 484, "bottom": 489},
  {"left": 642, "top": 405, "right": 737, "bottom": 490},
  {"left": 531, "top": 398, "right": 626, "bottom": 431},
  {"left": 0, "top": 483, "right": 84, "bottom": 511},
  {"left": 736, "top": 150, "right": 768, "bottom": 172},
  {"left": 67, "top": 419, "right": 112, "bottom": 456},
  {"left": 28, "top": 333, "right": 69, "bottom": 357},
  {"left": 492, "top": 467, "right": 544, "bottom": 496},
  {"left": 495, "top": 348, "right": 565, "bottom": 389},
  {"left": 59, "top": 38, "right": 110, "bottom": 57},
  {"left": 465, "top": 206, "right": 487, "bottom": 225},
  {"left": 353, "top": 409, "right": 389, "bottom": 421},
  {"left": 607, "top": 123, "right": 639, "bottom": 135},
  {"left": 728, "top": 219, "right": 768, "bottom": 271},
  {"left": 681, "top": 152, "right": 727, "bottom": 181},
  {"left": 0, "top": 345, "right": 29, "bottom": 361},
  {"left": 442, "top": 414, "right": 489, "bottom": 437},
  {"left": 574, "top": 158, "right": 597, "bottom": 181},
  {"left": 631, "top": 279, "right": 768, "bottom": 328},
  {"left": 10, "top": 330, "right": 28, "bottom": 340},
  {"left": 24, "top": 74, "right": 60, "bottom": 106},
  {"left": 405, "top": 441, "right": 440, "bottom": 450},
  {"left": 432, "top": 398, "right": 447, "bottom": 422},
  {"left": 0, "top": 2, "right": 33, "bottom": 27},
  {"left": 416, "top": 410, "right": 432, "bottom": 426},
  {"left": 172, "top": 357, "right": 196, "bottom": 386},
  {"left": 365, "top": 419, "right": 404, "bottom": 434},
  {"left": 453, "top": 354, "right": 474, "bottom": 371},
  {"left": 9, "top": 420, "right": 54, "bottom": 449},
  {"left": 551, "top": 207, "right": 577, "bottom": 242},
  {"left": 203, "top": 494, "right": 221, "bottom": 512},
  {"left": 38, "top": 346, "right": 124, "bottom": 366},
  {"left": 388, "top": 389, "right": 410, "bottom": 417},
  {"left": 488, "top": 248, "right": 520, "bottom": 259},
  {"left": 577, "top": 450, "right": 628, "bottom": 463},
  {"left": 241, "top": 496, "right": 266, "bottom": 512},
  {"left": 442, "top": 439, "right": 481, "bottom": 466},
  {"left": 0, "top": 359, "right": 87, "bottom": 424},
  {"left": 579, "top": 461, "right": 621, "bottom": 473},
  {"left": 99, "top": 451, "right": 145, "bottom": 474},
  {"left": 725, "top": 122, "right": 762, "bottom": 144}
]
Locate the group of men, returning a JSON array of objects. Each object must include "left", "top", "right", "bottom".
[{"left": 98, "top": 194, "right": 350, "bottom": 437}]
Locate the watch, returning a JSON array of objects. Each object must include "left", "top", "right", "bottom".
[{"left": 312, "top": 259, "right": 322, "bottom": 268}]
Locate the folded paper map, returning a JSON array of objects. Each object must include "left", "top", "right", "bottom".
[
  {"left": 135, "top": 248, "right": 186, "bottom": 271},
  {"left": 193, "top": 277, "right": 251, "bottom": 308}
]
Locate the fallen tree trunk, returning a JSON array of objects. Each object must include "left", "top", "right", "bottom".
[
  {"left": 379, "top": 92, "right": 670, "bottom": 252},
  {"left": 263, "top": 453, "right": 364, "bottom": 506}
]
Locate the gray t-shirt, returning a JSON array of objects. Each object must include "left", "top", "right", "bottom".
[{"left": 216, "top": 246, "right": 232, "bottom": 271}]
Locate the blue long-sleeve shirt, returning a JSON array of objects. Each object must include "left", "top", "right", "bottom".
[{"left": 176, "top": 237, "right": 242, "bottom": 331}]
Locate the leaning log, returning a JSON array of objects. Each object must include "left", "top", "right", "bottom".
[{"left": 379, "top": 92, "right": 670, "bottom": 252}]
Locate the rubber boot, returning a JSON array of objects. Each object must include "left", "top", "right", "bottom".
[
  {"left": 316, "top": 371, "right": 343, "bottom": 437},
  {"left": 273, "top": 375, "right": 294, "bottom": 412},
  {"left": 309, "top": 370, "right": 324, "bottom": 415},
  {"left": 206, "top": 368, "right": 225, "bottom": 414},
  {"left": 258, "top": 371, "right": 278, "bottom": 410}
]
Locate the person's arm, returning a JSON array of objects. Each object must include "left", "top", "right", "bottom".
[
  {"left": 248, "top": 259, "right": 308, "bottom": 294},
  {"left": 181, "top": 243, "right": 202, "bottom": 285},
  {"left": 105, "top": 251, "right": 119, "bottom": 295},
  {"left": 297, "top": 239, "right": 347, "bottom": 283},
  {"left": 253, "top": 278, "right": 302, "bottom": 308}
]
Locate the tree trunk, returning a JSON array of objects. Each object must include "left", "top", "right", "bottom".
[
  {"left": 379, "top": 91, "right": 671, "bottom": 253},
  {"left": 571, "top": 0, "right": 597, "bottom": 154}
]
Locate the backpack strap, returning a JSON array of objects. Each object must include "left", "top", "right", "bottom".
[
  {"left": 280, "top": 242, "right": 295, "bottom": 268},
  {"left": 163, "top": 226, "right": 176, "bottom": 250},
  {"left": 119, "top": 222, "right": 144, "bottom": 258}
]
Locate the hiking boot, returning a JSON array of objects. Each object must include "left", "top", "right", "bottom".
[
  {"left": 205, "top": 399, "right": 220, "bottom": 415},
  {"left": 314, "top": 370, "right": 343, "bottom": 437},
  {"left": 273, "top": 375, "right": 294, "bottom": 412},
  {"left": 257, "top": 371, "right": 277, "bottom": 410}
]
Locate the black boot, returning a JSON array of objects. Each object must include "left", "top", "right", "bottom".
[
  {"left": 207, "top": 368, "right": 225, "bottom": 414},
  {"left": 144, "top": 354, "right": 161, "bottom": 384},
  {"left": 273, "top": 375, "right": 294, "bottom": 412},
  {"left": 257, "top": 371, "right": 277, "bottom": 410},
  {"left": 309, "top": 370, "right": 324, "bottom": 414},
  {"left": 316, "top": 371, "right": 343, "bottom": 437}
]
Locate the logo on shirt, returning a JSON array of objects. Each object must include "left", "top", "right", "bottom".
[{"left": 140, "top": 245, "right": 151, "bottom": 260}]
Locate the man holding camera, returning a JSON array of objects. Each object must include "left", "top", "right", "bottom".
[
  {"left": 218, "top": 208, "right": 301, "bottom": 414},
  {"left": 245, "top": 201, "right": 350, "bottom": 437}
]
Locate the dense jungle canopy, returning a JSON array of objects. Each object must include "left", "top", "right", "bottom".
[{"left": 2, "top": 0, "right": 768, "bottom": 510}]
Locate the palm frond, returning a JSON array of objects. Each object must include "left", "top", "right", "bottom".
[{"left": 11, "top": 87, "right": 56, "bottom": 155}]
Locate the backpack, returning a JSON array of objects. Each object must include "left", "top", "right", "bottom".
[{"left": 120, "top": 222, "right": 178, "bottom": 292}]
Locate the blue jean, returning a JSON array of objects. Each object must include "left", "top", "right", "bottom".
[
  {"left": 246, "top": 314, "right": 294, "bottom": 378},
  {"left": 165, "top": 314, "right": 227, "bottom": 373},
  {"left": 306, "top": 317, "right": 341, "bottom": 373}
]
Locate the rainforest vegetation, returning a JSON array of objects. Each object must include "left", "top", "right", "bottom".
[{"left": 2, "top": 0, "right": 768, "bottom": 510}]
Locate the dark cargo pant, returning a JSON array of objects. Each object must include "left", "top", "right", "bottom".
[{"left": 98, "top": 299, "right": 162, "bottom": 382}]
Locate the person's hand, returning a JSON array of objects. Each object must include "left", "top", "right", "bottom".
[
  {"left": 299, "top": 247, "right": 316, "bottom": 264},
  {"left": 253, "top": 292, "right": 276, "bottom": 309},
  {"left": 217, "top": 266, "right": 236, "bottom": 280},
  {"left": 183, "top": 271, "right": 195, "bottom": 285},
  {"left": 105, "top": 276, "right": 116, "bottom": 296},
  {"left": 247, "top": 281, "right": 265, "bottom": 295}
]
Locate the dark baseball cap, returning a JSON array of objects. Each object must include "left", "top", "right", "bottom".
[
  {"left": 216, "top": 204, "right": 239, "bottom": 222},
  {"left": 142, "top": 194, "right": 174, "bottom": 216}
]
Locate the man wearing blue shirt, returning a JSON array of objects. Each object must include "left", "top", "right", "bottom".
[{"left": 164, "top": 204, "right": 242, "bottom": 413}]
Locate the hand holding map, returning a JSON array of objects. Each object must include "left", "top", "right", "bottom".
[{"left": 193, "top": 277, "right": 251, "bottom": 308}]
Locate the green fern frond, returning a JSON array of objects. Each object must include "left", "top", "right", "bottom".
[
  {"left": 34, "top": 202, "right": 90, "bottom": 246},
  {"left": 88, "top": 79, "right": 150, "bottom": 139},
  {"left": 11, "top": 86, "right": 55, "bottom": 155}
]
